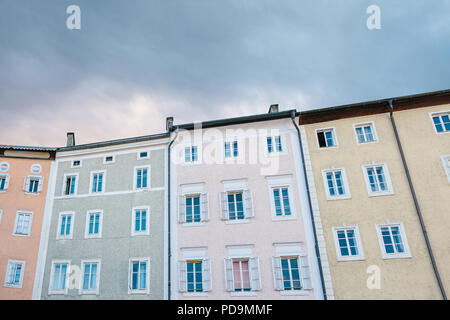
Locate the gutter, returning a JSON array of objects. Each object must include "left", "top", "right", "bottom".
[
  {"left": 167, "top": 126, "right": 179, "bottom": 300},
  {"left": 289, "top": 111, "right": 328, "bottom": 300},
  {"left": 388, "top": 100, "right": 447, "bottom": 300}
]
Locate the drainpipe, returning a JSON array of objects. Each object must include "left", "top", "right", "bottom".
[
  {"left": 388, "top": 100, "right": 447, "bottom": 300},
  {"left": 290, "top": 111, "right": 328, "bottom": 300},
  {"left": 167, "top": 126, "right": 179, "bottom": 300}
]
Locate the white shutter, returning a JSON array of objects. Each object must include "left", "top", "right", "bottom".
[
  {"left": 272, "top": 257, "right": 283, "bottom": 291},
  {"left": 200, "top": 193, "right": 209, "bottom": 221},
  {"left": 249, "top": 257, "right": 261, "bottom": 291},
  {"left": 202, "top": 259, "right": 211, "bottom": 291},
  {"left": 37, "top": 177, "right": 43, "bottom": 193},
  {"left": 23, "top": 177, "right": 30, "bottom": 192},
  {"left": 4, "top": 175, "right": 10, "bottom": 190},
  {"left": 178, "top": 261, "right": 187, "bottom": 292},
  {"left": 219, "top": 192, "right": 229, "bottom": 220},
  {"left": 299, "top": 256, "right": 312, "bottom": 290},
  {"left": 243, "top": 189, "right": 254, "bottom": 218},
  {"left": 178, "top": 196, "right": 186, "bottom": 223},
  {"left": 224, "top": 258, "right": 234, "bottom": 291}
]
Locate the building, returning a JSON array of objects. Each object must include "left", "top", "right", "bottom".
[
  {"left": 297, "top": 89, "right": 450, "bottom": 299},
  {"left": 0, "top": 145, "right": 56, "bottom": 299},
  {"left": 35, "top": 132, "right": 170, "bottom": 299},
  {"left": 168, "top": 107, "right": 330, "bottom": 300}
]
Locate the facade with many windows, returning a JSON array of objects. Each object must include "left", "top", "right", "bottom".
[
  {"left": 35, "top": 133, "right": 169, "bottom": 299},
  {"left": 0, "top": 146, "right": 55, "bottom": 299}
]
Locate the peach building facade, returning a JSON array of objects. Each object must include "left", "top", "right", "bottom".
[
  {"left": 0, "top": 146, "right": 55, "bottom": 299},
  {"left": 169, "top": 110, "right": 331, "bottom": 300}
]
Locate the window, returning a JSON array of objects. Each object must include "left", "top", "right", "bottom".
[
  {"left": 441, "top": 155, "right": 450, "bottom": 182},
  {"left": 103, "top": 156, "right": 115, "bottom": 164},
  {"left": 267, "top": 136, "right": 283, "bottom": 153},
  {"left": 85, "top": 210, "right": 103, "bottom": 239},
  {"left": 4, "top": 260, "right": 25, "bottom": 288},
  {"left": 178, "top": 248, "right": 211, "bottom": 294},
  {"left": 227, "top": 192, "right": 244, "bottom": 220},
  {"left": 185, "top": 195, "right": 201, "bottom": 223},
  {"left": 90, "top": 171, "right": 105, "bottom": 193},
  {"left": 220, "top": 190, "right": 253, "bottom": 221},
  {"left": 362, "top": 163, "right": 394, "bottom": 196},
  {"left": 272, "top": 255, "right": 312, "bottom": 292},
  {"left": 80, "top": 260, "right": 100, "bottom": 294},
  {"left": 316, "top": 128, "right": 337, "bottom": 148},
  {"left": 0, "top": 162, "right": 9, "bottom": 172},
  {"left": 30, "top": 164, "right": 42, "bottom": 174},
  {"left": 184, "top": 146, "right": 198, "bottom": 163},
  {"left": 24, "top": 176, "right": 43, "bottom": 194},
  {"left": 128, "top": 258, "right": 150, "bottom": 294},
  {"left": 333, "top": 226, "right": 364, "bottom": 261},
  {"left": 135, "top": 166, "right": 150, "bottom": 190},
  {"left": 431, "top": 112, "right": 450, "bottom": 133},
  {"left": 0, "top": 174, "right": 9, "bottom": 192},
  {"left": 186, "top": 261, "right": 203, "bottom": 292},
  {"left": 49, "top": 261, "right": 69, "bottom": 294},
  {"left": 224, "top": 258, "right": 261, "bottom": 292},
  {"left": 354, "top": 122, "right": 377, "bottom": 143},
  {"left": 224, "top": 141, "right": 239, "bottom": 158},
  {"left": 322, "top": 168, "right": 351, "bottom": 200},
  {"left": 132, "top": 206, "right": 150, "bottom": 236},
  {"left": 138, "top": 151, "right": 149, "bottom": 160},
  {"left": 57, "top": 212, "right": 74, "bottom": 240},
  {"left": 376, "top": 223, "right": 411, "bottom": 259},
  {"left": 63, "top": 174, "right": 78, "bottom": 196},
  {"left": 13, "top": 211, "right": 33, "bottom": 236},
  {"left": 71, "top": 160, "right": 81, "bottom": 168},
  {"left": 272, "top": 187, "right": 291, "bottom": 216}
]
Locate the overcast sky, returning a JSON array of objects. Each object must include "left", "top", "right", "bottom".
[{"left": 1, "top": 0, "right": 449, "bottom": 147}]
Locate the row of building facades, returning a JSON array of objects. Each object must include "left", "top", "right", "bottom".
[{"left": 0, "top": 89, "right": 449, "bottom": 300}]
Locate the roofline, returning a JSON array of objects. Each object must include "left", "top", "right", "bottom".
[
  {"left": 0, "top": 145, "right": 57, "bottom": 152},
  {"left": 297, "top": 88, "right": 450, "bottom": 124},
  {"left": 173, "top": 110, "right": 296, "bottom": 131}
]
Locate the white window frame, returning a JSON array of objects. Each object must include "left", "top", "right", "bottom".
[
  {"left": 223, "top": 139, "right": 241, "bottom": 161},
  {"left": 137, "top": 150, "right": 150, "bottom": 160},
  {"left": 4, "top": 260, "right": 26, "bottom": 288},
  {"left": 362, "top": 162, "right": 394, "bottom": 197},
  {"left": 0, "top": 173, "right": 10, "bottom": 192},
  {"left": 429, "top": 111, "right": 450, "bottom": 134},
  {"left": 24, "top": 175, "right": 43, "bottom": 195},
  {"left": 56, "top": 211, "right": 75, "bottom": 240},
  {"left": 128, "top": 257, "right": 150, "bottom": 294},
  {"left": 79, "top": 259, "right": 101, "bottom": 295},
  {"left": 71, "top": 160, "right": 82, "bottom": 168},
  {"left": 375, "top": 222, "right": 411, "bottom": 259},
  {"left": 332, "top": 225, "right": 365, "bottom": 261},
  {"left": 266, "top": 134, "right": 287, "bottom": 155},
  {"left": 62, "top": 173, "right": 79, "bottom": 196},
  {"left": 183, "top": 145, "right": 201, "bottom": 164},
  {"left": 0, "top": 162, "right": 10, "bottom": 172},
  {"left": 131, "top": 206, "right": 150, "bottom": 236},
  {"left": 179, "top": 183, "right": 208, "bottom": 226},
  {"left": 353, "top": 121, "right": 378, "bottom": 144},
  {"left": 103, "top": 155, "right": 115, "bottom": 164},
  {"left": 13, "top": 211, "right": 33, "bottom": 237},
  {"left": 321, "top": 167, "right": 351, "bottom": 200},
  {"left": 133, "top": 165, "right": 151, "bottom": 191},
  {"left": 315, "top": 127, "right": 338, "bottom": 149},
  {"left": 84, "top": 210, "right": 103, "bottom": 239},
  {"left": 89, "top": 170, "right": 106, "bottom": 194},
  {"left": 48, "top": 260, "right": 71, "bottom": 295},
  {"left": 266, "top": 175, "right": 297, "bottom": 221},
  {"left": 178, "top": 247, "right": 211, "bottom": 296},
  {"left": 441, "top": 154, "right": 450, "bottom": 182}
]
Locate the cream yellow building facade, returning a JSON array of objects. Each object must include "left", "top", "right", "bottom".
[{"left": 298, "top": 90, "right": 449, "bottom": 299}]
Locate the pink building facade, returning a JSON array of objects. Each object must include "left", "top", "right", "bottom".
[{"left": 169, "top": 110, "right": 328, "bottom": 300}]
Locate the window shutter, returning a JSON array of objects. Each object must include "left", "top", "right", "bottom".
[
  {"left": 243, "top": 189, "right": 254, "bottom": 218},
  {"left": 23, "top": 177, "right": 30, "bottom": 192},
  {"left": 249, "top": 257, "right": 261, "bottom": 291},
  {"left": 299, "top": 256, "right": 312, "bottom": 290},
  {"left": 272, "top": 257, "right": 283, "bottom": 291},
  {"left": 200, "top": 193, "right": 209, "bottom": 221},
  {"left": 178, "top": 196, "right": 186, "bottom": 223},
  {"left": 224, "top": 258, "right": 234, "bottom": 291},
  {"left": 37, "top": 178, "right": 43, "bottom": 192},
  {"left": 219, "top": 192, "right": 229, "bottom": 220},
  {"left": 178, "top": 261, "right": 187, "bottom": 292},
  {"left": 202, "top": 259, "right": 212, "bottom": 292},
  {"left": 4, "top": 175, "right": 10, "bottom": 190}
]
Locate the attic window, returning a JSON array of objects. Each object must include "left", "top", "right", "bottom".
[
  {"left": 104, "top": 156, "right": 114, "bottom": 164},
  {"left": 71, "top": 160, "right": 81, "bottom": 168},
  {"left": 138, "top": 151, "right": 149, "bottom": 160}
]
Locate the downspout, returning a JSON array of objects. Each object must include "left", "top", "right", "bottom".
[
  {"left": 290, "top": 111, "right": 328, "bottom": 300},
  {"left": 167, "top": 126, "right": 179, "bottom": 300},
  {"left": 388, "top": 100, "right": 447, "bottom": 300}
]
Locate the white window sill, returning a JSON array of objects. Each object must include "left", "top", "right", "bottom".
[
  {"left": 272, "top": 216, "right": 297, "bottom": 221},
  {"left": 4, "top": 284, "right": 22, "bottom": 289},
  {"left": 381, "top": 253, "right": 412, "bottom": 260},
  {"left": 318, "top": 146, "right": 338, "bottom": 150},
  {"left": 183, "top": 292, "right": 209, "bottom": 297},
  {"left": 56, "top": 236, "right": 73, "bottom": 240},
  {"left": 182, "top": 222, "right": 205, "bottom": 227},
  {"left": 337, "top": 256, "right": 365, "bottom": 262},
  {"left": 0, "top": 190, "right": 7, "bottom": 193},
  {"left": 230, "top": 291, "right": 257, "bottom": 297},
  {"left": 225, "top": 219, "right": 250, "bottom": 225},
  {"left": 326, "top": 195, "right": 352, "bottom": 201},
  {"left": 279, "top": 290, "right": 310, "bottom": 296},
  {"left": 78, "top": 290, "right": 99, "bottom": 295},
  {"left": 13, "top": 233, "right": 31, "bottom": 237},
  {"left": 356, "top": 140, "right": 379, "bottom": 145},
  {"left": 24, "top": 192, "right": 40, "bottom": 196},
  {"left": 128, "top": 290, "right": 150, "bottom": 295},
  {"left": 131, "top": 231, "right": 150, "bottom": 236},
  {"left": 367, "top": 191, "right": 394, "bottom": 197},
  {"left": 48, "top": 290, "right": 68, "bottom": 295},
  {"left": 85, "top": 235, "right": 102, "bottom": 239}
]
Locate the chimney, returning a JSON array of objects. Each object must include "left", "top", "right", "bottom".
[
  {"left": 268, "top": 104, "right": 279, "bottom": 113},
  {"left": 166, "top": 117, "right": 174, "bottom": 132},
  {"left": 66, "top": 132, "right": 75, "bottom": 147}
]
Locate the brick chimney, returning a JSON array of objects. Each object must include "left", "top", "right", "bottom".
[
  {"left": 268, "top": 104, "right": 279, "bottom": 113},
  {"left": 66, "top": 132, "right": 75, "bottom": 147},
  {"left": 166, "top": 117, "right": 174, "bottom": 131}
]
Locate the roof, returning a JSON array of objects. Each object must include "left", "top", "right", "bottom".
[{"left": 0, "top": 145, "right": 57, "bottom": 152}]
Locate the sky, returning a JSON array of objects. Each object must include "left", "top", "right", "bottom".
[{"left": 1, "top": 0, "right": 449, "bottom": 147}]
